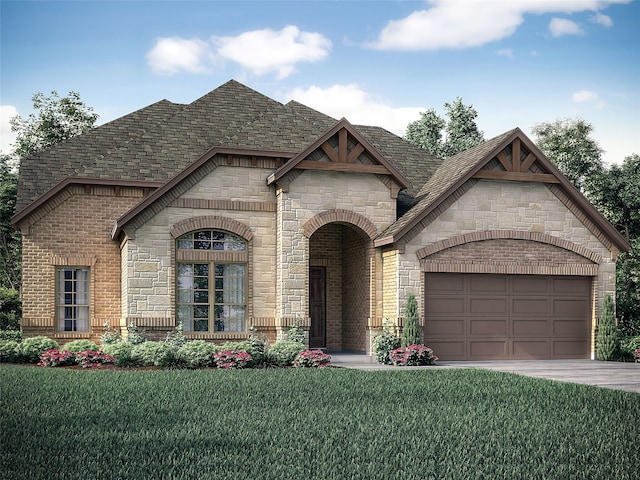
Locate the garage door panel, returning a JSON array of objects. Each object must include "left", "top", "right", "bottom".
[
  {"left": 470, "top": 340, "right": 508, "bottom": 359},
  {"left": 428, "top": 341, "right": 465, "bottom": 360},
  {"left": 469, "top": 275, "right": 507, "bottom": 293},
  {"left": 512, "top": 277, "right": 549, "bottom": 294},
  {"left": 553, "top": 277, "right": 590, "bottom": 295},
  {"left": 512, "top": 319, "right": 548, "bottom": 336},
  {"left": 470, "top": 298, "right": 508, "bottom": 314},
  {"left": 552, "top": 319, "right": 589, "bottom": 337},
  {"left": 470, "top": 319, "right": 507, "bottom": 336},
  {"left": 425, "top": 273, "right": 591, "bottom": 361},
  {"left": 552, "top": 339, "right": 589, "bottom": 358},
  {"left": 426, "top": 297, "right": 465, "bottom": 315},
  {"left": 512, "top": 298, "right": 548, "bottom": 315},
  {"left": 425, "top": 318, "right": 464, "bottom": 336},
  {"left": 553, "top": 298, "right": 590, "bottom": 316},
  {"left": 511, "top": 340, "right": 548, "bottom": 359},
  {"left": 426, "top": 273, "right": 464, "bottom": 292}
]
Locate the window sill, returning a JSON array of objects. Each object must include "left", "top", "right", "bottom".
[
  {"left": 185, "top": 332, "right": 248, "bottom": 340},
  {"left": 54, "top": 332, "right": 92, "bottom": 339}
]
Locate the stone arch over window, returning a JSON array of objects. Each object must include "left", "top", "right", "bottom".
[
  {"left": 170, "top": 215, "right": 253, "bottom": 241},
  {"left": 303, "top": 209, "right": 379, "bottom": 240}
]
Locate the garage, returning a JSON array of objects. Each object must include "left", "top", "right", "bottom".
[{"left": 424, "top": 273, "right": 592, "bottom": 360}]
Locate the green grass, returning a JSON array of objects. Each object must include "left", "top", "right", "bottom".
[{"left": 1, "top": 365, "right": 639, "bottom": 479}]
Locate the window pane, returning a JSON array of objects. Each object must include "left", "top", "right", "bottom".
[
  {"left": 194, "top": 291, "right": 209, "bottom": 303},
  {"left": 194, "top": 319, "right": 209, "bottom": 332},
  {"left": 194, "top": 264, "right": 209, "bottom": 276},
  {"left": 57, "top": 267, "right": 89, "bottom": 332},
  {"left": 178, "top": 289, "right": 192, "bottom": 303},
  {"left": 177, "top": 239, "right": 193, "bottom": 249}
]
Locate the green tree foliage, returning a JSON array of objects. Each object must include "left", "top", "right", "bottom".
[
  {"left": 401, "top": 293, "right": 421, "bottom": 347},
  {"left": 531, "top": 118, "right": 604, "bottom": 196},
  {"left": 597, "top": 295, "right": 619, "bottom": 361},
  {"left": 0, "top": 155, "right": 20, "bottom": 291},
  {"left": 10, "top": 91, "right": 99, "bottom": 158},
  {"left": 405, "top": 97, "right": 484, "bottom": 157}
]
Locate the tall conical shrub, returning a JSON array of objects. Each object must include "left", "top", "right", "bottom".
[
  {"left": 597, "top": 294, "right": 619, "bottom": 361},
  {"left": 401, "top": 293, "right": 422, "bottom": 347}
]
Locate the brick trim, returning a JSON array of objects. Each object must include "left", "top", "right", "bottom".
[
  {"left": 416, "top": 230, "right": 602, "bottom": 263},
  {"left": 169, "top": 215, "right": 253, "bottom": 241},
  {"left": 421, "top": 262, "right": 598, "bottom": 276},
  {"left": 171, "top": 198, "right": 276, "bottom": 212},
  {"left": 303, "top": 209, "right": 379, "bottom": 239}
]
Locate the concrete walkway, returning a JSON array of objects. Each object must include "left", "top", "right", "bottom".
[{"left": 329, "top": 353, "right": 640, "bottom": 394}]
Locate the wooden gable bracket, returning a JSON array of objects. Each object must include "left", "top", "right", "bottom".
[
  {"left": 473, "top": 138, "right": 560, "bottom": 184},
  {"left": 298, "top": 127, "right": 390, "bottom": 175}
]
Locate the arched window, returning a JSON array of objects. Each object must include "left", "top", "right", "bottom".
[{"left": 176, "top": 230, "right": 247, "bottom": 333}]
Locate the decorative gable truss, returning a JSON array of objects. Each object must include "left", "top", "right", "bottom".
[
  {"left": 267, "top": 118, "right": 409, "bottom": 197},
  {"left": 472, "top": 137, "right": 560, "bottom": 184}
]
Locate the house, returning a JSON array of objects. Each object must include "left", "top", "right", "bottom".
[{"left": 11, "top": 80, "right": 629, "bottom": 360}]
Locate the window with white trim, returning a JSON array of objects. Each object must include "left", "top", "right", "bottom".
[
  {"left": 176, "top": 230, "right": 247, "bottom": 333},
  {"left": 56, "top": 267, "right": 90, "bottom": 332}
]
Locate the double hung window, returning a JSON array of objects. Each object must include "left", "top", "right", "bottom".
[{"left": 56, "top": 267, "right": 90, "bottom": 332}]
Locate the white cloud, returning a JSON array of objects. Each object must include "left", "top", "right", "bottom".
[
  {"left": 497, "top": 49, "right": 514, "bottom": 58},
  {"left": 549, "top": 18, "right": 585, "bottom": 37},
  {"left": 591, "top": 12, "right": 613, "bottom": 26},
  {"left": 147, "top": 26, "right": 330, "bottom": 79},
  {"left": 0, "top": 105, "right": 18, "bottom": 154},
  {"left": 368, "top": 0, "right": 628, "bottom": 50},
  {"left": 285, "top": 84, "right": 423, "bottom": 136},
  {"left": 213, "top": 26, "right": 331, "bottom": 79},
  {"left": 147, "top": 37, "right": 212, "bottom": 75},
  {"left": 572, "top": 90, "right": 605, "bottom": 109}
]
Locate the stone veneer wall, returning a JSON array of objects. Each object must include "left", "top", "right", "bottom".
[
  {"left": 278, "top": 170, "right": 396, "bottom": 340},
  {"left": 397, "top": 180, "right": 616, "bottom": 321},
  {"left": 122, "top": 166, "right": 278, "bottom": 338},
  {"left": 19, "top": 185, "right": 145, "bottom": 343}
]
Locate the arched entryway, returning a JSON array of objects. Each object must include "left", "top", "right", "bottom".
[{"left": 306, "top": 214, "right": 375, "bottom": 351}]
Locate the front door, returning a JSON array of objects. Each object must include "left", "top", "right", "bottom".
[{"left": 309, "top": 266, "right": 326, "bottom": 348}]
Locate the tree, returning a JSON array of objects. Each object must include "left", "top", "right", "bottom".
[
  {"left": 10, "top": 91, "right": 99, "bottom": 158},
  {"left": 405, "top": 97, "right": 484, "bottom": 157},
  {"left": 401, "top": 293, "right": 422, "bottom": 347},
  {"left": 531, "top": 118, "right": 604, "bottom": 196},
  {"left": 0, "top": 154, "right": 20, "bottom": 291},
  {"left": 597, "top": 294, "right": 619, "bottom": 361}
]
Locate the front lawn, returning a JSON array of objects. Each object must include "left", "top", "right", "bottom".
[{"left": 1, "top": 365, "right": 638, "bottom": 479}]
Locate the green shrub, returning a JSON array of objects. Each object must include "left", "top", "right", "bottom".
[
  {"left": 0, "top": 329, "right": 22, "bottom": 341},
  {"left": 165, "top": 321, "right": 187, "bottom": 349},
  {"left": 373, "top": 320, "right": 400, "bottom": 365},
  {"left": 401, "top": 293, "right": 422, "bottom": 347},
  {"left": 618, "top": 335, "right": 640, "bottom": 362},
  {"left": 102, "top": 342, "right": 136, "bottom": 367},
  {"left": 597, "top": 295, "right": 620, "bottom": 361},
  {"left": 63, "top": 339, "right": 100, "bottom": 353},
  {"left": 0, "top": 287, "right": 21, "bottom": 330},
  {"left": 126, "top": 322, "right": 147, "bottom": 345},
  {"left": 266, "top": 340, "right": 305, "bottom": 367},
  {"left": 175, "top": 340, "right": 219, "bottom": 368},
  {"left": 285, "top": 323, "right": 306, "bottom": 344},
  {"left": 132, "top": 341, "right": 175, "bottom": 368},
  {"left": 0, "top": 339, "right": 19, "bottom": 362},
  {"left": 17, "top": 336, "right": 59, "bottom": 363},
  {"left": 101, "top": 321, "right": 121, "bottom": 345},
  {"left": 248, "top": 325, "right": 268, "bottom": 366}
]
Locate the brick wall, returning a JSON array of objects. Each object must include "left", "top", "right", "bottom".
[
  {"left": 342, "top": 228, "right": 370, "bottom": 351},
  {"left": 20, "top": 185, "right": 145, "bottom": 342}
]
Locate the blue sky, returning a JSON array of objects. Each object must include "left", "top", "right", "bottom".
[{"left": 1, "top": 0, "right": 638, "bottom": 165}]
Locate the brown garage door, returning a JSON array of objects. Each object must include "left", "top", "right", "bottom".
[{"left": 424, "top": 273, "right": 591, "bottom": 360}]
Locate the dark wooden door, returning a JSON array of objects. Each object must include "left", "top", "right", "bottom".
[{"left": 309, "top": 266, "right": 326, "bottom": 348}]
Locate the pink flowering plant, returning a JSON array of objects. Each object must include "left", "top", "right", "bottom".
[
  {"left": 293, "top": 349, "right": 332, "bottom": 368},
  {"left": 390, "top": 344, "right": 438, "bottom": 366},
  {"left": 634, "top": 348, "right": 640, "bottom": 363},
  {"left": 38, "top": 349, "right": 76, "bottom": 367},
  {"left": 75, "top": 350, "right": 116, "bottom": 368},
  {"left": 213, "top": 349, "right": 252, "bottom": 369}
]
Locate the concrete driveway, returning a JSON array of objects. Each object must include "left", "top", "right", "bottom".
[{"left": 329, "top": 354, "right": 640, "bottom": 394}]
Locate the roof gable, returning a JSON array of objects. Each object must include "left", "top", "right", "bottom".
[
  {"left": 267, "top": 118, "right": 410, "bottom": 193},
  {"left": 377, "top": 128, "right": 629, "bottom": 252}
]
